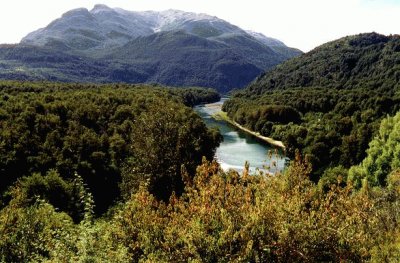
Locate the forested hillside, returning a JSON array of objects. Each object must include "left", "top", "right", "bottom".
[
  {"left": 245, "top": 32, "right": 400, "bottom": 94},
  {"left": 223, "top": 33, "right": 400, "bottom": 180}
]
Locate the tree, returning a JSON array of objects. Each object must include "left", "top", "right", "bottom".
[
  {"left": 348, "top": 112, "right": 400, "bottom": 187},
  {"left": 122, "top": 100, "right": 221, "bottom": 200}
]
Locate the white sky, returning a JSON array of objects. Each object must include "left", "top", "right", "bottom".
[{"left": 0, "top": 0, "right": 399, "bottom": 51}]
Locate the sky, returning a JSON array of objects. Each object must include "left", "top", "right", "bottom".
[{"left": 0, "top": 0, "right": 399, "bottom": 51}]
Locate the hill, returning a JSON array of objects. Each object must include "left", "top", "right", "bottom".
[
  {"left": 0, "top": 5, "right": 301, "bottom": 93},
  {"left": 223, "top": 33, "right": 400, "bottom": 178},
  {"left": 245, "top": 32, "right": 399, "bottom": 94}
]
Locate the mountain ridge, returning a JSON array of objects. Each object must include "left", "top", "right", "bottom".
[
  {"left": 22, "top": 5, "right": 263, "bottom": 53},
  {"left": 0, "top": 5, "right": 301, "bottom": 92}
]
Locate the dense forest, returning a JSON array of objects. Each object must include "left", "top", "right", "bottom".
[
  {"left": 223, "top": 33, "right": 400, "bottom": 181},
  {"left": 1, "top": 115, "right": 399, "bottom": 261},
  {"left": 0, "top": 81, "right": 221, "bottom": 217}
]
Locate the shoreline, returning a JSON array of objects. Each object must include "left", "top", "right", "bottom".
[{"left": 212, "top": 110, "right": 286, "bottom": 150}]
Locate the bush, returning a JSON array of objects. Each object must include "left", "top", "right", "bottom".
[
  {"left": 348, "top": 112, "right": 400, "bottom": 187},
  {"left": 109, "top": 157, "right": 399, "bottom": 262}
]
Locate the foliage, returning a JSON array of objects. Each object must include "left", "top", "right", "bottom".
[
  {"left": 0, "top": 154, "right": 398, "bottom": 261},
  {"left": 348, "top": 112, "right": 400, "bottom": 188},
  {"left": 223, "top": 33, "right": 400, "bottom": 180},
  {"left": 0, "top": 173, "right": 130, "bottom": 262},
  {"left": 168, "top": 87, "right": 221, "bottom": 107},
  {"left": 317, "top": 165, "right": 348, "bottom": 193},
  {"left": 108, "top": 158, "right": 400, "bottom": 262},
  {"left": 245, "top": 33, "right": 400, "bottom": 94},
  {"left": 0, "top": 81, "right": 221, "bottom": 214},
  {"left": 0, "top": 199, "right": 76, "bottom": 262},
  {"left": 4, "top": 170, "right": 86, "bottom": 222},
  {"left": 122, "top": 99, "right": 222, "bottom": 201}
]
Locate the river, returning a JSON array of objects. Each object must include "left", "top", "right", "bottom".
[{"left": 195, "top": 99, "right": 287, "bottom": 174}]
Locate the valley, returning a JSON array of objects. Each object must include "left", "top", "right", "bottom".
[{"left": 0, "top": 4, "right": 399, "bottom": 262}]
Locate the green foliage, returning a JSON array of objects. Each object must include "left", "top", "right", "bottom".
[
  {"left": 168, "top": 87, "right": 221, "bottom": 107},
  {"left": 223, "top": 33, "right": 400, "bottom": 181},
  {"left": 4, "top": 170, "right": 86, "bottom": 222},
  {"left": 0, "top": 199, "right": 76, "bottom": 262},
  {"left": 121, "top": 99, "right": 222, "bottom": 200},
  {"left": 318, "top": 165, "right": 348, "bottom": 192},
  {"left": 0, "top": 153, "right": 398, "bottom": 261},
  {"left": 349, "top": 112, "right": 400, "bottom": 187},
  {"left": 224, "top": 86, "right": 399, "bottom": 180},
  {"left": 0, "top": 81, "right": 221, "bottom": 214},
  {"left": 245, "top": 33, "right": 400, "bottom": 94},
  {"left": 0, "top": 179, "right": 130, "bottom": 262}
]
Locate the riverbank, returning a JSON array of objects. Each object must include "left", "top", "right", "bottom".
[
  {"left": 195, "top": 100, "right": 286, "bottom": 172},
  {"left": 212, "top": 110, "right": 286, "bottom": 150}
]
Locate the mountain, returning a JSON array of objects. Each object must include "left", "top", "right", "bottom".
[
  {"left": 0, "top": 5, "right": 301, "bottom": 92},
  {"left": 22, "top": 6, "right": 245, "bottom": 52}
]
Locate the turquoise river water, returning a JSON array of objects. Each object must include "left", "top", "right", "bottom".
[{"left": 194, "top": 99, "right": 287, "bottom": 173}]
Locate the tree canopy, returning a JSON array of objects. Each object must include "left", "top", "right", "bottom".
[
  {"left": 0, "top": 81, "right": 221, "bottom": 215},
  {"left": 223, "top": 33, "right": 400, "bottom": 180}
]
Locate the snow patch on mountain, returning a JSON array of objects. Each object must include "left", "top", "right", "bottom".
[
  {"left": 21, "top": 4, "right": 297, "bottom": 54},
  {"left": 245, "top": 30, "right": 285, "bottom": 46}
]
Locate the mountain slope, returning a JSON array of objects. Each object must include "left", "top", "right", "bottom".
[
  {"left": 104, "top": 30, "right": 296, "bottom": 93},
  {"left": 223, "top": 32, "right": 400, "bottom": 178},
  {"left": 0, "top": 5, "right": 301, "bottom": 92},
  {"left": 244, "top": 32, "right": 400, "bottom": 95},
  {"left": 0, "top": 44, "right": 111, "bottom": 82}
]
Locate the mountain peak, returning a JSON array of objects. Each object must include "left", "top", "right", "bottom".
[
  {"left": 160, "top": 9, "right": 215, "bottom": 22},
  {"left": 62, "top": 8, "right": 90, "bottom": 18},
  {"left": 91, "top": 4, "right": 113, "bottom": 13},
  {"left": 14, "top": 6, "right": 301, "bottom": 92},
  {"left": 21, "top": 6, "right": 298, "bottom": 53}
]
